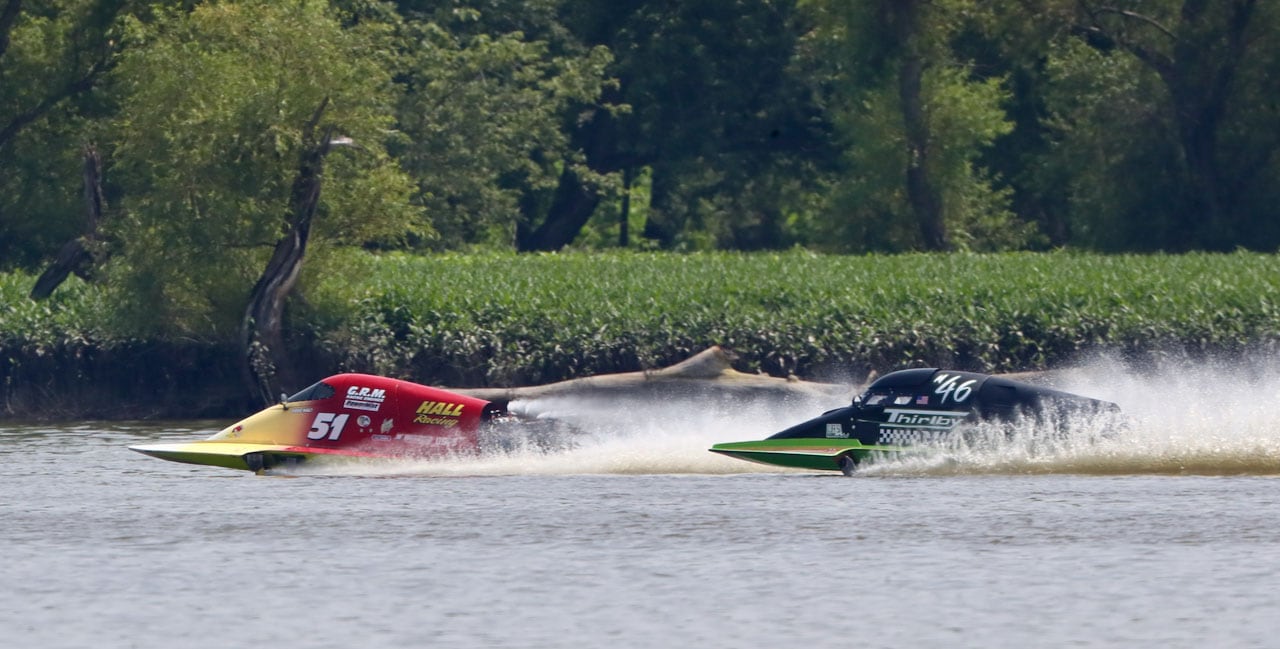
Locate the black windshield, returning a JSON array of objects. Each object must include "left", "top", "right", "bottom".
[{"left": 285, "top": 381, "right": 335, "bottom": 403}]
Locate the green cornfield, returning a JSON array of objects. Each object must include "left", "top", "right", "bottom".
[
  {"left": 6, "top": 251, "right": 1280, "bottom": 389},
  {"left": 302, "top": 250, "right": 1280, "bottom": 384}
]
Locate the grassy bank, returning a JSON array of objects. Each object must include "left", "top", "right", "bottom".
[
  {"left": 302, "top": 251, "right": 1280, "bottom": 383},
  {"left": 4, "top": 251, "right": 1280, "bottom": 417}
]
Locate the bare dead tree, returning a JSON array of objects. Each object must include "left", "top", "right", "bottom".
[
  {"left": 30, "top": 144, "right": 108, "bottom": 300},
  {"left": 241, "top": 98, "right": 334, "bottom": 405}
]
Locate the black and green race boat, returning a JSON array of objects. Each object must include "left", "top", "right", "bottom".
[{"left": 710, "top": 368, "right": 1121, "bottom": 475}]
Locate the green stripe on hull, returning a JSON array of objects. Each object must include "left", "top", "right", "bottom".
[{"left": 708, "top": 439, "right": 909, "bottom": 472}]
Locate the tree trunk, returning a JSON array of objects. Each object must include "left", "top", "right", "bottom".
[
  {"left": 516, "top": 164, "right": 601, "bottom": 251},
  {"left": 893, "top": 0, "right": 947, "bottom": 251},
  {"left": 30, "top": 144, "right": 107, "bottom": 300},
  {"left": 452, "top": 346, "right": 854, "bottom": 405},
  {"left": 641, "top": 162, "right": 680, "bottom": 246},
  {"left": 515, "top": 98, "right": 631, "bottom": 252},
  {"left": 241, "top": 100, "right": 333, "bottom": 405},
  {"left": 619, "top": 166, "right": 632, "bottom": 247},
  {"left": 1166, "top": 0, "right": 1255, "bottom": 249},
  {"left": 1079, "top": 0, "right": 1258, "bottom": 250}
]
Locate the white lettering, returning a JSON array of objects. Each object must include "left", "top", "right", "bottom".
[
  {"left": 932, "top": 373, "right": 977, "bottom": 403},
  {"left": 343, "top": 385, "right": 387, "bottom": 412},
  {"left": 307, "top": 412, "right": 350, "bottom": 441},
  {"left": 883, "top": 408, "right": 968, "bottom": 429}
]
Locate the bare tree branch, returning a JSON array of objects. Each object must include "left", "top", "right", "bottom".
[
  {"left": 30, "top": 144, "right": 108, "bottom": 300},
  {"left": 1090, "top": 5, "right": 1181, "bottom": 42},
  {"left": 1075, "top": 1, "right": 1174, "bottom": 79},
  {"left": 241, "top": 98, "right": 335, "bottom": 404},
  {"left": 0, "top": 57, "right": 105, "bottom": 153}
]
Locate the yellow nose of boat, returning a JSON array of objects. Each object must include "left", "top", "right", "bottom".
[{"left": 128, "top": 440, "right": 300, "bottom": 471}]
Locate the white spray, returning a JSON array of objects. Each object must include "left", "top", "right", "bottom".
[
  {"left": 877, "top": 354, "right": 1280, "bottom": 476},
  {"left": 305, "top": 355, "right": 1280, "bottom": 477}
]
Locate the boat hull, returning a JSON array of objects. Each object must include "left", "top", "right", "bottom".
[
  {"left": 710, "top": 367, "right": 1122, "bottom": 475},
  {"left": 128, "top": 441, "right": 353, "bottom": 471},
  {"left": 129, "top": 373, "right": 498, "bottom": 472},
  {"left": 708, "top": 439, "right": 906, "bottom": 472}
]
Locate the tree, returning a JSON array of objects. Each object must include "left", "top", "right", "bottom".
[
  {"left": 892, "top": 0, "right": 946, "bottom": 249},
  {"left": 102, "top": 1, "right": 419, "bottom": 399},
  {"left": 802, "top": 0, "right": 1037, "bottom": 252},
  {"left": 509, "top": 0, "right": 836, "bottom": 251},
  {"left": 1054, "top": 0, "right": 1279, "bottom": 250},
  {"left": 0, "top": 0, "right": 120, "bottom": 152},
  {"left": 391, "top": 11, "right": 614, "bottom": 250},
  {"left": 0, "top": 0, "right": 128, "bottom": 269},
  {"left": 243, "top": 100, "right": 339, "bottom": 404},
  {"left": 28, "top": 143, "right": 107, "bottom": 299}
]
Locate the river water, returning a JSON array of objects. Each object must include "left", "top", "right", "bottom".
[{"left": 4, "top": 358, "right": 1280, "bottom": 648}]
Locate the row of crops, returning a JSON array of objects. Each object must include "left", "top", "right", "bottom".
[
  {"left": 303, "top": 251, "right": 1280, "bottom": 385},
  {"left": 5, "top": 251, "right": 1280, "bottom": 394}
]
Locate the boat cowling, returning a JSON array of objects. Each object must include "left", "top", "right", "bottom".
[
  {"left": 129, "top": 373, "right": 504, "bottom": 470},
  {"left": 709, "top": 368, "right": 1122, "bottom": 474},
  {"left": 767, "top": 368, "right": 1120, "bottom": 446},
  {"left": 210, "top": 373, "right": 499, "bottom": 454}
]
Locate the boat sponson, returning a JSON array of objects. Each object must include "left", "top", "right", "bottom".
[
  {"left": 127, "top": 441, "right": 380, "bottom": 471},
  {"left": 708, "top": 439, "right": 908, "bottom": 472}
]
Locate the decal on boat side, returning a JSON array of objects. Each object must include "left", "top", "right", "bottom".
[
  {"left": 883, "top": 408, "right": 968, "bottom": 429},
  {"left": 414, "top": 416, "right": 460, "bottom": 428},
  {"left": 413, "top": 400, "right": 465, "bottom": 426},
  {"left": 932, "top": 373, "right": 977, "bottom": 404},
  {"left": 307, "top": 412, "right": 350, "bottom": 441},
  {"left": 878, "top": 428, "right": 955, "bottom": 445},
  {"left": 416, "top": 401, "right": 464, "bottom": 416},
  {"left": 344, "top": 386, "right": 387, "bottom": 412},
  {"left": 825, "top": 423, "right": 849, "bottom": 438},
  {"left": 394, "top": 434, "right": 463, "bottom": 447}
]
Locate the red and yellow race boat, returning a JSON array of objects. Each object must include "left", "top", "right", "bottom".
[{"left": 130, "top": 373, "right": 518, "bottom": 472}]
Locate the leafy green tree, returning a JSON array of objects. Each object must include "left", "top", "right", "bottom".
[
  {"left": 100, "top": 0, "right": 419, "bottom": 336},
  {"left": 801, "top": 0, "right": 1038, "bottom": 252},
  {"left": 392, "top": 9, "right": 614, "bottom": 249},
  {"left": 0, "top": 0, "right": 126, "bottom": 269},
  {"left": 400, "top": 0, "right": 833, "bottom": 252},
  {"left": 1035, "top": 0, "right": 1280, "bottom": 251},
  {"left": 541, "top": 0, "right": 837, "bottom": 251}
]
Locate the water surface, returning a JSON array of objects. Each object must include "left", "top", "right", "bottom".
[{"left": 4, "top": 359, "right": 1280, "bottom": 648}]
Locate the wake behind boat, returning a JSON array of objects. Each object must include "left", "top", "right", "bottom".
[
  {"left": 130, "top": 373, "right": 556, "bottom": 472},
  {"left": 710, "top": 368, "right": 1122, "bottom": 475}
]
